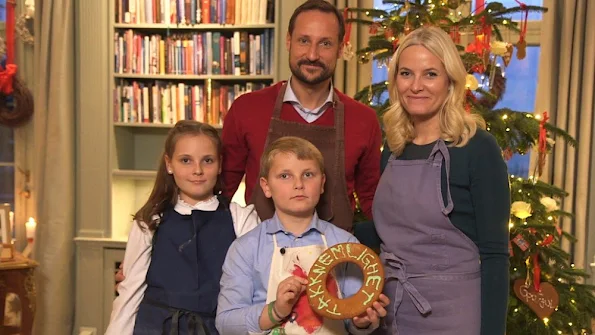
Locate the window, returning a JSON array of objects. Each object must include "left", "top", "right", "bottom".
[
  {"left": 0, "top": 0, "right": 13, "bottom": 210},
  {"left": 0, "top": 0, "right": 5, "bottom": 22},
  {"left": 371, "top": 0, "right": 543, "bottom": 177},
  {"left": 0, "top": 126, "right": 15, "bottom": 210}
]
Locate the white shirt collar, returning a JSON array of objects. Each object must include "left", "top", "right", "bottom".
[
  {"left": 173, "top": 195, "right": 219, "bottom": 215},
  {"left": 283, "top": 77, "right": 334, "bottom": 113}
]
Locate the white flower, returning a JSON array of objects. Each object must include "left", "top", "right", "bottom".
[
  {"left": 546, "top": 138, "right": 555, "bottom": 145},
  {"left": 511, "top": 201, "right": 532, "bottom": 219},
  {"left": 540, "top": 197, "right": 559, "bottom": 212},
  {"left": 465, "top": 74, "right": 479, "bottom": 91},
  {"left": 491, "top": 41, "right": 508, "bottom": 56}
]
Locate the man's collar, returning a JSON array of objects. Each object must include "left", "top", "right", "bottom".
[
  {"left": 283, "top": 77, "right": 334, "bottom": 108},
  {"left": 265, "top": 211, "right": 328, "bottom": 236}
]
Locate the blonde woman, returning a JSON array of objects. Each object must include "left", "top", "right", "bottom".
[{"left": 373, "top": 26, "right": 510, "bottom": 335}]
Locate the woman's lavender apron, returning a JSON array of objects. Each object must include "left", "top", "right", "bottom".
[{"left": 373, "top": 140, "right": 481, "bottom": 335}]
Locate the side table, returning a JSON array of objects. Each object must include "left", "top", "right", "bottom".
[{"left": 0, "top": 253, "right": 38, "bottom": 335}]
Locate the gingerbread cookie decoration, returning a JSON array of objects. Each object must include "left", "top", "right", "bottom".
[{"left": 307, "top": 243, "right": 384, "bottom": 320}]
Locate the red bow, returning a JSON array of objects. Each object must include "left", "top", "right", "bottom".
[
  {"left": 514, "top": 0, "right": 529, "bottom": 43},
  {"left": 0, "top": 64, "right": 18, "bottom": 95},
  {"left": 538, "top": 111, "right": 549, "bottom": 154}
]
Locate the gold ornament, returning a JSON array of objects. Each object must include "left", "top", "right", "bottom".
[
  {"left": 465, "top": 74, "right": 479, "bottom": 91},
  {"left": 490, "top": 41, "right": 508, "bottom": 56},
  {"left": 511, "top": 201, "right": 532, "bottom": 219}
]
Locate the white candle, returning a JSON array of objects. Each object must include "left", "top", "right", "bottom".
[
  {"left": 25, "top": 217, "right": 36, "bottom": 240},
  {"left": 9, "top": 211, "right": 14, "bottom": 239}
]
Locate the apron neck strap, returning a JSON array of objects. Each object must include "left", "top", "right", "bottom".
[{"left": 429, "top": 140, "right": 454, "bottom": 215}]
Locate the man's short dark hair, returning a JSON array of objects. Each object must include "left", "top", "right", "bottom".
[{"left": 288, "top": 0, "right": 346, "bottom": 43}]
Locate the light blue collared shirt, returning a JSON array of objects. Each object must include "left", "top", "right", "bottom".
[
  {"left": 216, "top": 213, "right": 374, "bottom": 335},
  {"left": 283, "top": 77, "right": 334, "bottom": 123}
]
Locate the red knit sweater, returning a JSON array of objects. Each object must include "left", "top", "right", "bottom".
[{"left": 221, "top": 81, "right": 382, "bottom": 219}]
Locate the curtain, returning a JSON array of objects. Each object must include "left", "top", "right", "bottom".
[
  {"left": 32, "top": 0, "right": 76, "bottom": 333},
  {"left": 534, "top": 0, "right": 595, "bottom": 271},
  {"left": 333, "top": 0, "right": 374, "bottom": 97}
]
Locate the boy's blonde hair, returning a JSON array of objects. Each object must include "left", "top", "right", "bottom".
[{"left": 259, "top": 136, "right": 325, "bottom": 178}]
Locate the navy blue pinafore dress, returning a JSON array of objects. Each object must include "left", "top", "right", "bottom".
[{"left": 133, "top": 200, "right": 235, "bottom": 335}]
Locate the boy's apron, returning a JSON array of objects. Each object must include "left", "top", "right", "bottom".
[{"left": 266, "top": 234, "right": 347, "bottom": 335}]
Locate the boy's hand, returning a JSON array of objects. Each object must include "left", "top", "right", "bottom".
[
  {"left": 274, "top": 276, "right": 308, "bottom": 318},
  {"left": 352, "top": 294, "right": 390, "bottom": 330}
]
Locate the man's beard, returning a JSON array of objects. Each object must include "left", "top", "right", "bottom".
[{"left": 290, "top": 59, "right": 334, "bottom": 86}]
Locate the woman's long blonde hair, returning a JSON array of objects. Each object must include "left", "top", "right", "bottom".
[{"left": 383, "top": 26, "right": 485, "bottom": 156}]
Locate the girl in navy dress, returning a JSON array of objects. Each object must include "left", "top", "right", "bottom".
[{"left": 106, "top": 120, "right": 260, "bottom": 335}]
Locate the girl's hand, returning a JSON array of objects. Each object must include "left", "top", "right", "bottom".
[
  {"left": 274, "top": 275, "right": 308, "bottom": 318},
  {"left": 352, "top": 294, "right": 390, "bottom": 330}
]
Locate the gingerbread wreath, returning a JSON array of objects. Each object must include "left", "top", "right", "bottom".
[{"left": 307, "top": 243, "right": 384, "bottom": 320}]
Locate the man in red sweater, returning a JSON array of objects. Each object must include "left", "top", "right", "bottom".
[{"left": 222, "top": 0, "right": 381, "bottom": 231}]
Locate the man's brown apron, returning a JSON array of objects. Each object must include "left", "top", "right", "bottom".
[{"left": 249, "top": 82, "right": 353, "bottom": 231}]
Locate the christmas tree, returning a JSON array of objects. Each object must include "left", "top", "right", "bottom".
[{"left": 346, "top": 1, "right": 595, "bottom": 334}]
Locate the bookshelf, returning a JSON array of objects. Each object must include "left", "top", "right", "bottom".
[{"left": 108, "top": 0, "right": 280, "bottom": 239}]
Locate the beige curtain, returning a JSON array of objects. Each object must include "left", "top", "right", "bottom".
[
  {"left": 333, "top": 0, "right": 374, "bottom": 97},
  {"left": 534, "top": 0, "right": 595, "bottom": 271},
  {"left": 32, "top": 0, "right": 76, "bottom": 333}
]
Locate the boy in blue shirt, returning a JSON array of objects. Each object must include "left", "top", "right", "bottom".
[{"left": 216, "top": 136, "right": 388, "bottom": 335}]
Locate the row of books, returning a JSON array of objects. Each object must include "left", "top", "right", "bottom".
[
  {"left": 115, "top": 0, "right": 274, "bottom": 25},
  {"left": 113, "top": 80, "right": 267, "bottom": 125},
  {"left": 114, "top": 30, "right": 274, "bottom": 76}
]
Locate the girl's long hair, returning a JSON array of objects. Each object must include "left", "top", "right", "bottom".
[
  {"left": 134, "top": 120, "right": 223, "bottom": 231},
  {"left": 384, "top": 26, "right": 485, "bottom": 156}
]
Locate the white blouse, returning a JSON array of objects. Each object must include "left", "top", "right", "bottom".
[{"left": 105, "top": 197, "right": 260, "bottom": 335}]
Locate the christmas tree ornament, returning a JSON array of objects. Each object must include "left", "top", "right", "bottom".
[
  {"left": 503, "top": 43, "right": 514, "bottom": 66},
  {"left": 512, "top": 234, "right": 530, "bottom": 251},
  {"left": 449, "top": 25, "right": 461, "bottom": 44},
  {"left": 514, "top": 0, "right": 529, "bottom": 60},
  {"left": 539, "top": 197, "right": 558, "bottom": 212},
  {"left": 511, "top": 201, "right": 532, "bottom": 219},
  {"left": 516, "top": 39, "right": 527, "bottom": 60},
  {"left": 446, "top": 0, "right": 464, "bottom": 10},
  {"left": 490, "top": 41, "right": 508, "bottom": 56},
  {"left": 513, "top": 279, "right": 559, "bottom": 319},
  {"left": 465, "top": 74, "right": 479, "bottom": 90},
  {"left": 369, "top": 23, "right": 379, "bottom": 35},
  {"left": 404, "top": 1, "right": 412, "bottom": 35},
  {"left": 488, "top": 56, "right": 498, "bottom": 89},
  {"left": 503, "top": 147, "right": 514, "bottom": 161},
  {"left": 537, "top": 111, "right": 549, "bottom": 176},
  {"left": 342, "top": 8, "right": 355, "bottom": 61}
]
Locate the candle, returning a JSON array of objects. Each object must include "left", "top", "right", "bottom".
[
  {"left": 9, "top": 211, "right": 14, "bottom": 239},
  {"left": 25, "top": 217, "right": 36, "bottom": 240}
]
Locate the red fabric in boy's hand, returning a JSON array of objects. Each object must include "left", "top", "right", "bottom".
[{"left": 283, "top": 264, "right": 340, "bottom": 333}]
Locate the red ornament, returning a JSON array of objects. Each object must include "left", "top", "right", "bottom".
[{"left": 369, "top": 22, "right": 381, "bottom": 35}]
